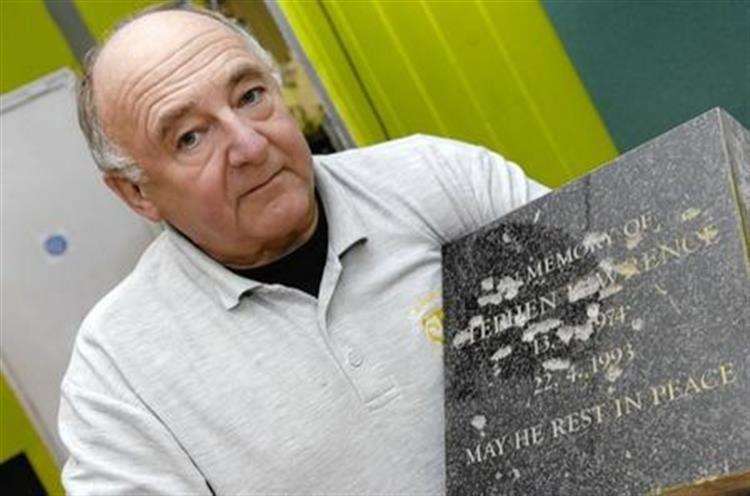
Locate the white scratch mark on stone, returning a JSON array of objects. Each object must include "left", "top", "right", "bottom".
[
  {"left": 556, "top": 326, "right": 575, "bottom": 345},
  {"left": 514, "top": 311, "right": 530, "bottom": 327},
  {"left": 496, "top": 276, "right": 523, "bottom": 301},
  {"left": 631, "top": 318, "right": 644, "bottom": 331},
  {"left": 533, "top": 210, "right": 541, "bottom": 224},
  {"left": 599, "top": 257, "right": 615, "bottom": 273},
  {"left": 521, "top": 319, "right": 562, "bottom": 342},
  {"left": 452, "top": 328, "right": 473, "bottom": 349},
  {"left": 625, "top": 230, "right": 644, "bottom": 250},
  {"left": 582, "top": 232, "right": 608, "bottom": 250},
  {"left": 568, "top": 275, "right": 601, "bottom": 302},
  {"left": 490, "top": 345, "right": 513, "bottom": 362},
  {"left": 681, "top": 207, "right": 701, "bottom": 222},
  {"left": 502, "top": 232, "right": 512, "bottom": 243},
  {"left": 557, "top": 321, "right": 595, "bottom": 344},
  {"left": 471, "top": 414, "right": 486, "bottom": 433},
  {"left": 587, "top": 303, "right": 600, "bottom": 320},
  {"left": 614, "top": 259, "right": 640, "bottom": 279},
  {"left": 575, "top": 322, "right": 595, "bottom": 341},
  {"left": 697, "top": 224, "right": 719, "bottom": 244},
  {"left": 654, "top": 283, "right": 681, "bottom": 314},
  {"left": 477, "top": 292, "right": 503, "bottom": 307},
  {"left": 605, "top": 365, "right": 623, "bottom": 382},
  {"left": 599, "top": 284, "right": 623, "bottom": 300},
  {"left": 477, "top": 276, "right": 523, "bottom": 306},
  {"left": 542, "top": 358, "right": 571, "bottom": 371}
]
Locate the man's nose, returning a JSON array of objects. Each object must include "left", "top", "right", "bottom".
[{"left": 225, "top": 117, "right": 269, "bottom": 168}]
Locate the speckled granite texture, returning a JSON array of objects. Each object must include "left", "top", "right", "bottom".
[{"left": 442, "top": 108, "right": 750, "bottom": 496}]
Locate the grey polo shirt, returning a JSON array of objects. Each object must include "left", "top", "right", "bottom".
[{"left": 58, "top": 134, "right": 548, "bottom": 495}]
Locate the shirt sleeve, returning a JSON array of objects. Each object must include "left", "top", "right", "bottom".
[
  {"left": 418, "top": 135, "right": 551, "bottom": 242},
  {"left": 58, "top": 327, "right": 212, "bottom": 496}
]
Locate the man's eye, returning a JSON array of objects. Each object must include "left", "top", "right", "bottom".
[
  {"left": 176, "top": 130, "right": 201, "bottom": 151},
  {"left": 240, "top": 87, "right": 264, "bottom": 106}
]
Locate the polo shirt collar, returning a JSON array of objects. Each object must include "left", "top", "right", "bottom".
[
  {"left": 164, "top": 224, "right": 262, "bottom": 310},
  {"left": 163, "top": 156, "right": 368, "bottom": 310},
  {"left": 312, "top": 156, "right": 368, "bottom": 257}
]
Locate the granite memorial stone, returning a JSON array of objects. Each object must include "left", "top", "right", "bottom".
[{"left": 442, "top": 108, "right": 750, "bottom": 495}]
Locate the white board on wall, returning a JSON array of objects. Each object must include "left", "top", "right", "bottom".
[{"left": 1, "top": 68, "right": 157, "bottom": 464}]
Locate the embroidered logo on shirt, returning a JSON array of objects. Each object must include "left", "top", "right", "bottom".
[{"left": 410, "top": 291, "right": 444, "bottom": 345}]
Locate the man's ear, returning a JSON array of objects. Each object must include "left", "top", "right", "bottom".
[{"left": 103, "top": 174, "right": 163, "bottom": 223}]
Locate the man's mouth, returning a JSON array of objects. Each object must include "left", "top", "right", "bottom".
[{"left": 244, "top": 168, "right": 283, "bottom": 196}]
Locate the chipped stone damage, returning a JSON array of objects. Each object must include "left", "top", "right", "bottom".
[
  {"left": 582, "top": 231, "right": 610, "bottom": 251},
  {"left": 625, "top": 229, "right": 644, "bottom": 250},
  {"left": 521, "top": 318, "right": 562, "bottom": 343},
  {"left": 681, "top": 207, "right": 701, "bottom": 222},
  {"left": 477, "top": 275, "right": 524, "bottom": 307},
  {"left": 613, "top": 259, "right": 640, "bottom": 279},
  {"left": 556, "top": 325, "right": 575, "bottom": 345},
  {"left": 599, "top": 284, "right": 623, "bottom": 300},
  {"left": 599, "top": 257, "right": 615, "bottom": 273},
  {"left": 587, "top": 303, "right": 600, "bottom": 319},
  {"left": 490, "top": 345, "right": 513, "bottom": 362},
  {"left": 697, "top": 224, "right": 719, "bottom": 244},
  {"left": 452, "top": 326, "right": 475, "bottom": 349},
  {"left": 459, "top": 216, "right": 722, "bottom": 352},
  {"left": 568, "top": 274, "right": 601, "bottom": 302},
  {"left": 558, "top": 322, "right": 595, "bottom": 343},
  {"left": 605, "top": 365, "right": 623, "bottom": 382},
  {"left": 542, "top": 358, "right": 571, "bottom": 371},
  {"left": 471, "top": 414, "right": 487, "bottom": 435}
]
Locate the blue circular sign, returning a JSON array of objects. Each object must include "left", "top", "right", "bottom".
[{"left": 44, "top": 234, "right": 68, "bottom": 256}]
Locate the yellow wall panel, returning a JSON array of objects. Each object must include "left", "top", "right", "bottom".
[
  {"left": 0, "top": 0, "right": 78, "bottom": 94},
  {"left": 278, "top": 0, "right": 387, "bottom": 145},
  {"left": 73, "top": 0, "right": 159, "bottom": 41},
  {"left": 1, "top": 375, "right": 64, "bottom": 494},
  {"left": 278, "top": 0, "right": 618, "bottom": 186}
]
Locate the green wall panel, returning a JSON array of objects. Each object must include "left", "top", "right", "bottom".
[{"left": 543, "top": 0, "right": 750, "bottom": 152}]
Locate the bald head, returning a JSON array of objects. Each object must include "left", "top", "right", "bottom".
[{"left": 78, "top": 5, "right": 280, "bottom": 181}]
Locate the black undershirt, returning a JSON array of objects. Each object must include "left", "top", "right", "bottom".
[{"left": 229, "top": 194, "right": 328, "bottom": 298}]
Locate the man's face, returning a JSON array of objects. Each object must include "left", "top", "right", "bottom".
[{"left": 95, "top": 11, "right": 315, "bottom": 267}]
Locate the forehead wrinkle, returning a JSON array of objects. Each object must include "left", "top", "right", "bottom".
[
  {"left": 139, "top": 41, "right": 249, "bottom": 106},
  {"left": 155, "top": 102, "right": 196, "bottom": 141},
  {"left": 116, "top": 27, "right": 224, "bottom": 113},
  {"left": 142, "top": 48, "right": 264, "bottom": 139},
  {"left": 132, "top": 42, "right": 248, "bottom": 144},
  {"left": 225, "top": 60, "right": 267, "bottom": 87}
]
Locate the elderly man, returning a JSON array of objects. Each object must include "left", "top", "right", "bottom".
[{"left": 58, "top": 4, "right": 548, "bottom": 495}]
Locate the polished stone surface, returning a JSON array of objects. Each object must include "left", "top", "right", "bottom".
[{"left": 442, "top": 108, "right": 750, "bottom": 495}]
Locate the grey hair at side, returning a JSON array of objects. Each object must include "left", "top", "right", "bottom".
[{"left": 77, "top": 2, "right": 282, "bottom": 183}]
